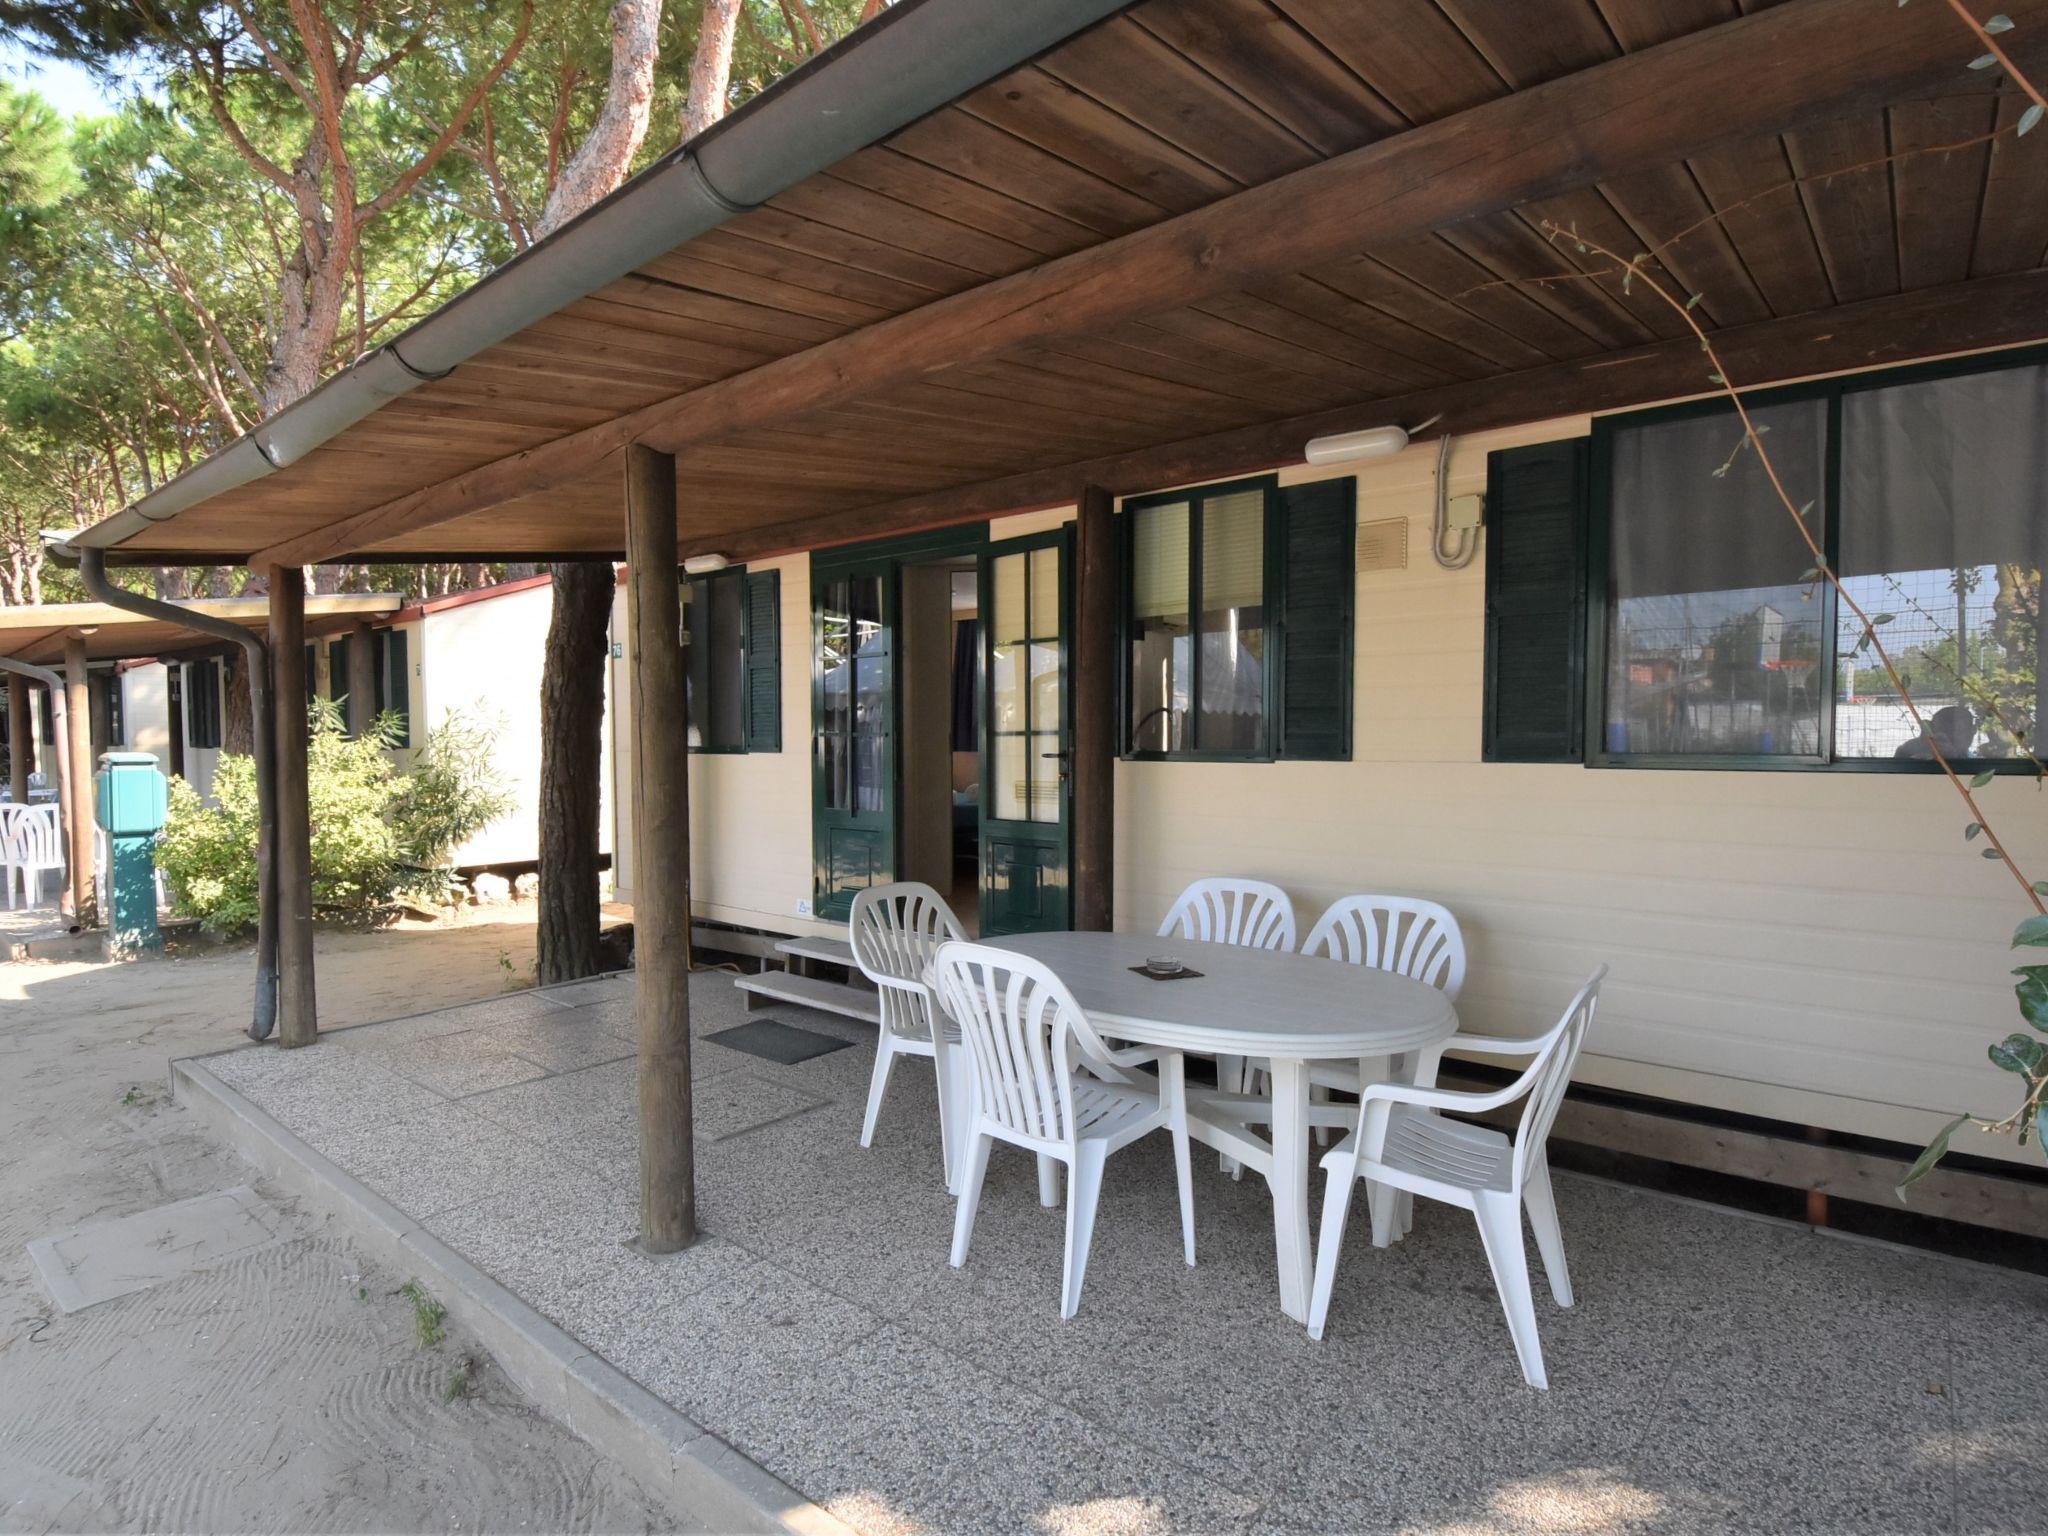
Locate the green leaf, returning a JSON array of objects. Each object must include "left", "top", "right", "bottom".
[
  {"left": 1799, "top": 567, "right": 1821, "bottom": 582},
  {"left": 1970, "top": 52, "right": 2000, "bottom": 70},
  {"left": 2021, "top": 103, "right": 2044, "bottom": 137},
  {"left": 1898, "top": 1113, "right": 1971, "bottom": 1198},
  {"left": 1685, "top": 291, "right": 1704, "bottom": 310},
  {"left": 2013, "top": 914, "right": 2048, "bottom": 948},
  {"left": 1990, "top": 1033, "right": 2046, "bottom": 1074},
  {"left": 2037, "top": 1102, "right": 2048, "bottom": 1150},
  {"left": 1972, "top": 769, "right": 1997, "bottom": 787},
  {"left": 1984, "top": 848, "right": 2005, "bottom": 860},
  {"left": 1707, "top": 372, "right": 1725, "bottom": 385},
  {"left": 2032, "top": 881, "right": 2048, "bottom": 896},
  {"left": 2013, "top": 965, "right": 2048, "bottom": 1029},
  {"left": 1873, "top": 612, "right": 1896, "bottom": 625},
  {"left": 1967, "top": 822, "right": 1984, "bottom": 840},
  {"left": 1986, "top": 14, "right": 2014, "bottom": 32}
]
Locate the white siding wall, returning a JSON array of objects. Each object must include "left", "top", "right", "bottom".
[
  {"left": 608, "top": 421, "right": 2048, "bottom": 1168},
  {"left": 417, "top": 585, "right": 606, "bottom": 869},
  {"left": 118, "top": 663, "right": 171, "bottom": 768}
]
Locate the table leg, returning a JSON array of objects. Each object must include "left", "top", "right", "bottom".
[{"left": 1267, "top": 1055, "right": 1312, "bottom": 1324}]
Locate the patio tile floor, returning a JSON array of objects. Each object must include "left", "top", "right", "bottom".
[{"left": 194, "top": 971, "right": 2048, "bottom": 1535}]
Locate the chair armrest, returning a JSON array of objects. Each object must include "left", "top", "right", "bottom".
[
  {"left": 1357, "top": 1076, "right": 1530, "bottom": 1117},
  {"left": 868, "top": 970, "right": 931, "bottom": 999},
  {"left": 1441, "top": 1032, "right": 1548, "bottom": 1058}
]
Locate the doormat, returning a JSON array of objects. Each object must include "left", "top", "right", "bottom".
[{"left": 707, "top": 1019, "right": 854, "bottom": 1065}]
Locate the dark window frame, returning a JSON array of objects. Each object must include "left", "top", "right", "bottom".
[
  {"left": 682, "top": 565, "right": 780, "bottom": 755},
  {"left": 1119, "top": 474, "right": 1283, "bottom": 763},
  {"left": 1588, "top": 345, "right": 2048, "bottom": 776},
  {"left": 185, "top": 657, "right": 223, "bottom": 749}
]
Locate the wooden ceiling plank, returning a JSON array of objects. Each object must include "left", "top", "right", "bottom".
[
  {"left": 1363, "top": 239, "right": 1609, "bottom": 359},
  {"left": 962, "top": 63, "right": 1237, "bottom": 213},
  {"left": 1971, "top": 93, "right": 2048, "bottom": 275},
  {"left": 822, "top": 151, "right": 1101, "bottom": 258},
  {"left": 1201, "top": 280, "right": 1477, "bottom": 385},
  {"left": 1597, "top": 163, "right": 1774, "bottom": 327},
  {"left": 1125, "top": 0, "right": 1405, "bottom": 154},
  {"left": 1891, "top": 95, "right": 2000, "bottom": 291},
  {"left": 590, "top": 274, "right": 848, "bottom": 345},
  {"left": 633, "top": 250, "right": 895, "bottom": 327},
  {"left": 1785, "top": 116, "right": 1900, "bottom": 305},
  {"left": 1034, "top": 14, "right": 1321, "bottom": 185},
  {"left": 1140, "top": 300, "right": 1426, "bottom": 396},
  {"left": 1298, "top": 255, "right": 1555, "bottom": 370},
  {"left": 701, "top": 269, "right": 2048, "bottom": 564},
  {"left": 1269, "top": 0, "right": 1505, "bottom": 124},
  {"left": 769, "top": 176, "right": 1052, "bottom": 280},
  {"left": 1441, "top": 215, "right": 1654, "bottom": 351},
  {"left": 883, "top": 107, "right": 1168, "bottom": 237},
  {"left": 688, "top": 223, "right": 950, "bottom": 311},
  {"left": 1510, "top": 190, "right": 1693, "bottom": 339},
  {"left": 1687, "top": 133, "right": 1836, "bottom": 315}
]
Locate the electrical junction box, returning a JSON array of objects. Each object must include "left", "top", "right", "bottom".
[{"left": 1447, "top": 493, "right": 1486, "bottom": 531}]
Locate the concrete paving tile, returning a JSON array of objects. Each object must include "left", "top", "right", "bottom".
[
  {"left": 694, "top": 1069, "right": 829, "bottom": 1143},
  {"left": 711, "top": 1324, "right": 1262, "bottom": 1536},
  {"left": 205, "top": 1045, "right": 447, "bottom": 1143},
  {"left": 484, "top": 1010, "right": 637, "bottom": 1074},
  {"left": 599, "top": 1260, "right": 886, "bottom": 1430},
  {"left": 466, "top": 1060, "right": 641, "bottom": 1173},
  {"left": 316, "top": 1102, "right": 605, "bottom": 1220},
  {"left": 365, "top": 1030, "right": 555, "bottom": 1098}
]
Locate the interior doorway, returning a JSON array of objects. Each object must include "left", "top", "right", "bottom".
[{"left": 897, "top": 558, "right": 980, "bottom": 935}]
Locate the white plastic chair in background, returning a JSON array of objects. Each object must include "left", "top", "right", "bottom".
[
  {"left": 3, "top": 804, "right": 63, "bottom": 910},
  {"left": 1158, "top": 878, "right": 1296, "bottom": 1120},
  {"left": 1307, "top": 967, "right": 1606, "bottom": 1389},
  {"left": 934, "top": 940, "right": 1196, "bottom": 1317},
  {"left": 848, "top": 882, "right": 970, "bottom": 1190}
]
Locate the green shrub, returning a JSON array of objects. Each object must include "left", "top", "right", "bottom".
[{"left": 157, "top": 699, "right": 510, "bottom": 933}]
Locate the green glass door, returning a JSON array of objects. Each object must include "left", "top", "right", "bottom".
[
  {"left": 980, "top": 529, "right": 1072, "bottom": 936},
  {"left": 812, "top": 560, "right": 894, "bottom": 921}
]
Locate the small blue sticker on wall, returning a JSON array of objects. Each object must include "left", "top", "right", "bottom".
[{"left": 611, "top": 642, "right": 623, "bottom": 659}]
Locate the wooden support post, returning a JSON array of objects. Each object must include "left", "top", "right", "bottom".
[
  {"left": 347, "top": 620, "right": 379, "bottom": 737},
  {"left": 62, "top": 635, "right": 95, "bottom": 925},
  {"left": 267, "top": 566, "right": 318, "bottom": 1046},
  {"left": 6, "top": 670, "right": 27, "bottom": 803},
  {"left": 625, "top": 443, "right": 696, "bottom": 1253},
  {"left": 1071, "top": 484, "right": 1116, "bottom": 932}
]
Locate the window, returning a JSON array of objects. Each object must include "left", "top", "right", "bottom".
[
  {"left": 1583, "top": 352, "right": 2047, "bottom": 770},
  {"left": 102, "top": 672, "right": 124, "bottom": 748},
  {"left": 380, "top": 628, "right": 412, "bottom": 747},
  {"left": 682, "top": 567, "right": 780, "bottom": 753},
  {"left": 1122, "top": 476, "right": 1354, "bottom": 761}
]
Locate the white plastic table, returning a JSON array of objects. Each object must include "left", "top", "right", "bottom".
[{"left": 984, "top": 929, "right": 1458, "bottom": 1322}]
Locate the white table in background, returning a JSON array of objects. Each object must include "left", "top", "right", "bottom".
[{"left": 983, "top": 929, "right": 1458, "bottom": 1323}]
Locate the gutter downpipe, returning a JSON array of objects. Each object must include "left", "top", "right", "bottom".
[
  {"left": 0, "top": 656, "right": 75, "bottom": 924},
  {"left": 64, "top": 0, "right": 1133, "bottom": 556},
  {"left": 67, "top": 548, "right": 279, "bottom": 1040}
]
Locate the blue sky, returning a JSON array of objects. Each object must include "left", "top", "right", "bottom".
[{"left": 0, "top": 38, "right": 151, "bottom": 117}]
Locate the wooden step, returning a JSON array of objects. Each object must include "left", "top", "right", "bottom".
[
  {"left": 774, "top": 935, "right": 856, "bottom": 968},
  {"left": 733, "top": 969, "right": 880, "bottom": 1025}
]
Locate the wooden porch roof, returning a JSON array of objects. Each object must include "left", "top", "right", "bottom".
[
  {"left": 0, "top": 596, "right": 402, "bottom": 666},
  {"left": 78, "top": 0, "right": 2048, "bottom": 569}
]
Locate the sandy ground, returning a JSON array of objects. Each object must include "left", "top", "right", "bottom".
[{"left": 0, "top": 904, "right": 668, "bottom": 1535}]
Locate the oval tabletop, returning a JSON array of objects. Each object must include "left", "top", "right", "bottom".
[{"left": 983, "top": 930, "right": 1458, "bottom": 1060}]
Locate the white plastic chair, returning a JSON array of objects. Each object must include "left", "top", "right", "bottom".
[
  {"left": 848, "top": 882, "right": 969, "bottom": 1189},
  {"left": 1307, "top": 966, "right": 1606, "bottom": 1389},
  {"left": 1158, "top": 876, "right": 1296, "bottom": 951},
  {"left": 1158, "top": 878, "right": 1295, "bottom": 1120},
  {"left": 4, "top": 803, "right": 63, "bottom": 909},
  {"left": 934, "top": 940, "right": 1196, "bottom": 1318},
  {"left": 1302, "top": 895, "right": 1467, "bottom": 1096}
]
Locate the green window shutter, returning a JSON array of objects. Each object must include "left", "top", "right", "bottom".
[
  {"left": 383, "top": 628, "right": 412, "bottom": 747},
  {"left": 1275, "top": 477, "right": 1355, "bottom": 760},
  {"left": 743, "top": 569, "right": 782, "bottom": 752},
  {"left": 1484, "top": 439, "right": 1589, "bottom": 763}
]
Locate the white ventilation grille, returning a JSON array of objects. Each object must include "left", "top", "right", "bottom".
[{"left": 1355, "top": 517, "right": 1408, "bottom": 572}]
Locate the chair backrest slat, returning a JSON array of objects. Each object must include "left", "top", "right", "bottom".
[
  {"left": 933, "top": 942, "right": 1108, "bottom": 1152},
  {"left": 3, "top": 804, "right": 62, "bottom": 867},
  {"left": 1159, "top": 877, "right": 1296, "bottom": 952},
  {"left": 849, "top": 882, "right": 967, "bottom": 1036},
  {"left": 1505, "top": 967, "right": 1605, "bottom": 1189},
  {"left": 1303, "top": 895, "right": 1466, "bottom": 1001}
]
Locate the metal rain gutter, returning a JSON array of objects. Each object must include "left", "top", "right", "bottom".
[
  {"left": 65, "top": 0, "right": 1134, "bottom": 558},
  {"left": 57, "top": 542, "right": 281, "bottom": 1040}
]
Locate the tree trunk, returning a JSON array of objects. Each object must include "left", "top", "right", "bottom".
[
  {"left": 536, "top": 561, "right": 616, "bottom": 983},
  {"left": 222, "top": 651, "right": 255, "bottom": 756},
  {"left": 532, "top": 0, "right": 671, "bottom": 981},
  {"left": 685, "top": 0, "right": 742, "bottom": 138}
]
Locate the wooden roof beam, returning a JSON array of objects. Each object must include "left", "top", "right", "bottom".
[
  {"left": 249, "top": 0, "right": 2038, "bottom": 569},
  {"left": 697, "top": 268, "right": 2048, "bottom": 563}
]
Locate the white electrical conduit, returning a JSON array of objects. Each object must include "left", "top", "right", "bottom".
[{"left": 1432, "top": 432, "right": 1480, "bottom": 570}]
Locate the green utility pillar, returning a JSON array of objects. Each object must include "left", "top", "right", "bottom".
[{"left": 94, "top": 752, "right": 168, "bottom": 955}]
